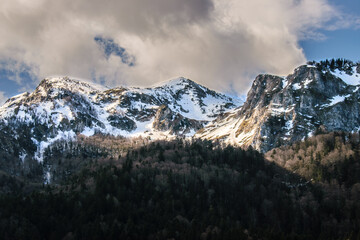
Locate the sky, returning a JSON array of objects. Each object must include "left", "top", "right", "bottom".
[{"left": 0, "top": 0, "right": 359, "bottom": 105}]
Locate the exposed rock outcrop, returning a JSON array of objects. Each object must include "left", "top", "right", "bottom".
[
  {"left": 197, "top": 62, "right": 360, "bottom": 152},
  {"left": 153, "top": 105, "right": 205, "bottom": 135}
]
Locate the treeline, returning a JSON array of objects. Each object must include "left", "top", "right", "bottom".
[
  {"left": 266, "top": 131, "right": 360, "bottom": 239},
  {"left": 1, "top": 138, "right": 360, "bottom": 239},
  {"left": 266, "top": 131, "right": 360, "bottom": 184},
  {"left": 42, "top": 134, "right": 154, "bottom": 184},
  {"left": 307, "top": 58, "right": 358, "bottom": 73}
]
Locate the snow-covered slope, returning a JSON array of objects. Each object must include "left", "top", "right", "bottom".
[
  {"left": 196, "top": 61, "right": 360, "bottom": 152},
  {"left": 0, "top": 76, "right": 242, "bottom": 161}
]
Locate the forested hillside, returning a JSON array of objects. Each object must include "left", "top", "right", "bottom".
[
  {"left": 266, "top": 131, "right": 360, "bottom": 184},
  {"left": 1, "top": 137, "right": 360, "bottom": 239}
]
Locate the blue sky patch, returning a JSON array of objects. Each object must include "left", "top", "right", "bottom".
[
  {"left": 0, "top": 60, "right": 37, "bottom": 99},
  {"left": 94, "top": 36, "right": 136, "bottom": 67}
]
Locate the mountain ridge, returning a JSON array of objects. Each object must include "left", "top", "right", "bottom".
[
  {"left": 1, "top": 59, "right": 360, "bottom": 162},
  {"left": 0, "top": 76, "right": 242, "bottom": 161},
  {"left": 197, "top": 60, "right": 360, "bottom": 152}
]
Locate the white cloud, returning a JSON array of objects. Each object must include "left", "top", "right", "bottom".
[
  {"left": 0, "top": 91, "right": 7, "bottom": 106},
  {"left": 0, "top": 0, "right": 355, "bottom": 95}
]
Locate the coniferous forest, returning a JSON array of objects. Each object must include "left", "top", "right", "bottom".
[{"left": 0, "top": 133, "right": 360, "bottom": 239}]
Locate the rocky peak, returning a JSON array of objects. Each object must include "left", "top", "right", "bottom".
[
  {"left": 197, "top": 61, "right": 360, "bottom": 152},
  {"left": 153, "top": 77, "right": 195, "bottom": 89},
  {"left": 0, "top": 75, "right": 241, "bottom": 163},
  {"left": 2, "top": 92, "right": 29, "bottom": 108},
  {"left": 40, "top": 77, "right": 107, "bottom": 91},
  {"left": 244, "top": 65, "right": 345, "bottom": 110},
  {"left": 241, "top": 74, "right": 283, "bottom": 113}
]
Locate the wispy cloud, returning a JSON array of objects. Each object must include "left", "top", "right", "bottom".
[
  {"left": 0, "top": 59, "right": 38, "bottom": 94},
  {"left": 0, "top": 0, "right": 357, "bottom": 94},
  {"left": 0, "top": 91, "right": 7, "bottom": 106}
]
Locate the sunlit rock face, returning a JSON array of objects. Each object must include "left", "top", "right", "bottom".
[{"left": 197, "top": 62, "right": 360, "bottom": 152}]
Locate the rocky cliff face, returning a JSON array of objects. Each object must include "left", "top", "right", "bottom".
[
  {"left": 0, "top": 76, "right": 241, "bottom": 162},
  {"left": 197, "top": 62, "right": 360, "bottom": 152},
  {"left": 152, "top": 105, "right": 206, "bottom": 135}
]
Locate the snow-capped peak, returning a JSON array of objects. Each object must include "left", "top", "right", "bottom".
[
  {"left": 0, "top": 75, "right": 242, "bottom": 162},
  {"left": 39, "top": 76, "right": 109, "bottom": 93},
  {"left": 198, "top": 61, "right": 360, "bottom": 152},
  {"left": 151, "top": 76, "right": 191, "bottom": 88},
  {"left": 1, "top": 92, "right": 29, "bottom": 107}
]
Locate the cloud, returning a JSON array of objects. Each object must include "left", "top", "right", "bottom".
[
  {"left": 0, "top": 59, "right": 38, "bottom": 94},
  {"left": 0, "top": 91, "right": 7, "bottom": 106},
  {"left": 0, "top": 59, "right": 37, "bottom": 84},
  {"left": 0, "top": 0, "right": 355, "bottom": 95}
]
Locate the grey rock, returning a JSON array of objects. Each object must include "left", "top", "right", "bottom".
[
  {"left": 153, "top": 105, "right": 205, "bottom": 134},
  {"left": 198, "top": 62, "right": 360, "bottom": 152}
]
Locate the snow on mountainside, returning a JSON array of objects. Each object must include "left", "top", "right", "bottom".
[
  {"left": 196, "top": 61, "right": 360, "bottom": 152},
  {"left": 1, "top": 59, "right": 358, "bottom": 163},
  {"left": 0, "top": 76, "right": 242, "bottom": 161}
]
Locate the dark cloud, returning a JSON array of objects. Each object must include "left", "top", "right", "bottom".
[{"left": 0, "top": 0, "right": 355, "bottom": 95}]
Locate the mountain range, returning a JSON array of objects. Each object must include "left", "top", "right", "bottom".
[
  {"left": 0, "top": 59, "right": 359, "bottom": 164},
  {"left": 0, "top": 76, "right": 241, "bottom": 162},
  {"left": 1, "top": 59, "right": 360, "bottom": 239}
]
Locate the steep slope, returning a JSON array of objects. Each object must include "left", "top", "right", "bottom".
[
  {"left": 0, "top": 76, "right": 241, "bottom": 161},
  {"left": 197, "top": 61, "right": 360, "bottom": 152}
]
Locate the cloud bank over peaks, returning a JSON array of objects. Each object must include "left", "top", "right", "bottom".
[{"left": 0, "top": 0, "right": 356, "bottom": 95}]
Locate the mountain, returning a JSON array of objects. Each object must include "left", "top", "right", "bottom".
[
  {"left": 0, "top": 76, "right": 241, "bottom": 161},
  {"left": 2, "top": 60, "right": 360, "bottom": 239},
  {"left": 1, "top": 58, "right": 360, "bottom": 164},
  {"left": 196, "top": 60, "right": 360, "bottom": 152}
]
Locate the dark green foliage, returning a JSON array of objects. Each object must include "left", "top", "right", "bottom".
[
  {"left": 0, "top": 138, "right": 359, "bottom": 239},
  {"left": 314, "top": 58, "right": 356, "bottom": 73},
  {"left": 0, "top": 122, "right": 40, "bottom": 182},
  {"left": 267, "top": 132, "right": 360, "bottom": 239}
]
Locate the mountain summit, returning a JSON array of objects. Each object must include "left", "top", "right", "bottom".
[
  {"left": 197, "top": 60, "right": 360, "bottom": 152},
  {"left": 1, "top": 59, "right": 360, "bottom": 161},
  {"left": 0, "top": 76, "right": 241, "bottom": 161}
]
